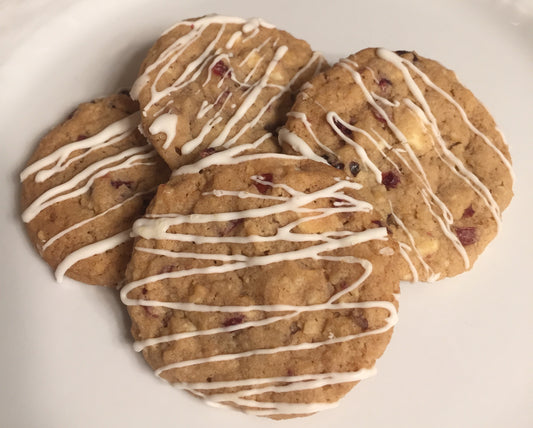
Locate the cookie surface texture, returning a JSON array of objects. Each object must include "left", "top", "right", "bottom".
[
  {"left": 280, "top": 48, "right": 514, "bottom": 281},
  {"left": 20, "top": 94, "right": 170, "bottom": 286},
  {"left": 131, "top": 15, "right": 326, "bottom": 169},
  {"left": 122, "top": 154, "right": 402, "bottom": 418}
]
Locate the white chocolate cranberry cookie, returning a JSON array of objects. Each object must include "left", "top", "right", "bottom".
[
  {"left": 280, "top": 48, "right": 514, "bottom": 281},
  {"left": 131, "top": 14, "right": 326, "bottom": 169},
  {"left": 122, "top": 154, "right": 403, "bottom": 418},
  {"left": 20, "top": 94, "right": 170, "bottom": 286}
]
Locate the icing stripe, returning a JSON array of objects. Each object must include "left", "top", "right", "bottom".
[
  {"left": 55, "top": 229, "right": 131, "bottom": 282},
  {"left": 120, "top": 153, "right": 398, "bottom": 416}
]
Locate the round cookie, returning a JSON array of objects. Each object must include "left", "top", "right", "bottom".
[
  {"left": 121, "top": 154, "right": 403, "bottom": 418},
  {"left": 280, "top": 48, "right": 514, "bottom": 282},
  {"left": 20, "top": 94, "right": 171, "bottom": 286},
  {"left": 131, "top": 14, "right": 326, "bottom": 170}
]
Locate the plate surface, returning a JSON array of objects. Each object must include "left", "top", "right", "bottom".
[{"left": 1, "top": 1, "right": 532, "bottom": 427}]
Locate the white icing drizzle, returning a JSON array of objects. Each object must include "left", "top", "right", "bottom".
[
  {"left": 55, "top": 230, "right": 131, "bottom": 282},
  {"left": 149, "top": 113, "right": 178, "bottom": 149},
  {"left": 22, "top": 147, "right": 155, "bottom": 223},
  {"left": 283, "top": 50, "right": 513, "bottom": 280},
  {"left": 132, "top": 15, "right": 324, "bottom": 163},
  {"left": 42, "top": 188, "right": 154, "bottom": 251},
  {"left": 326, "top": 112, "right": 382, "bottom": 182},
  {"left": 287, "top": 111, "right": 335, "bottom": 155},
  {"left": 120, "top": 153, "right": 398, "bottom": 416},
  {"left": 335, "top": 60, "right": 490, "bottom": 271},
  {"left": 22, "top": 111, "right": 161, "bottom": 284},
  {"left": 20, "top": 113, "right": 139, "bottom": 182},
  {"left": 225, "top": 30, "right": 242, "bottom": 49}
]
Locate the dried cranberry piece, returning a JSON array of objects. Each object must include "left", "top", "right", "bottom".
[
  {"left": 200, "top": 147, "right": 216, "bottom": 158},
  {"left": 215, "top": 90, "right": 230, "bottom": 108},
  {"left": 253, "top": 173, "right": 273, "bottom": 194},
  {"left": 349, "top": 161, "right": 360, "bottom": 177},
  {"left": 455, "top": 227, "right": 478, "bottom": 246},
  {"left": 223, "top": 314, "right": 245, "bottom": 327},
  {"left": 76, "top": 134, "right": 88, "bottom": 141},
  {"left": 338, "top": 281, "right": 349, "bottom": 290},
  {"left": 371, "top": 220, "right": 383, "bottom": 227},
  {"left": 212, "top": 60, "right": 229, "bottom": 77},
  {"left": 462, "top": 205, "right": 475, "bottom": 219},
  {"left": 371, "top": 108, "right": 387, "bottom": 125},
  {"left": 382, "top": 171, "right": 400, "bottom": 190},
  {"left": 110, "top": 180, "right": 133, "bottom": 189},
  {"left": 333, "top": 118, "right": 353, "bottom": 138},
  {"left": 353, "top": 314, "right": 369, "bottom": 331},
  {"left": 219, "top": 218, "right": 244, "bottom": 236},
  {"left": 378, "top": 78, "right": 392, "bottom": 92},
  {"left": 142, "top": 306, "right": 159, "bottom": 318},
  {"left": 158, "top": 265, "right": 175, "bottom": 274}
]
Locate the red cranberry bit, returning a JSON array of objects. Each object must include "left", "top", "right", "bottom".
[
  {"left": 371, "top": 108, "right": 387, "bottom": 125},
  {"left": 253, "top": 173, "right": 273, "bottom": 194},
  {"left": 214, "top": 90, "right": 231, "bottom": 108},
  {"left": 353, "top": 314, "right": 369, "bottom": 331},
  {"left": 142, "top": 306, "right": 159, "bottom": 318},
  {"left": 158, "top": 265, "right": 175, "bottom": 274},
  {"left": 76, "top": 134, "right": 88, "bottom": 141},
  {"left": 287, "top": 368, "right": 295, "bottom": 376},
  {"left": 455, "top": 227, "right": 478, "bottom": 246},
  {"left": 223, "top": 314, "right": 245, "bottom": 327},
  {"left": 212, "top": 60, "right": 229, "bottom": 77},
  {"left": 200, "top": 147, "right": 216, "bottom": 158},
  {"left": 349, "top": 161, "right": 360, "bottom": 177},
  {"left": 220, "top": 218, "right": 244, "bottom": 236},
  {"left": 381, "top": 171, "right": 400, "bottom": 190},
  {"left": 110, "top": 180, "right": 133, "bottom": 189},
  {"left": 333, "top": 118, "right": 353, "bottom": 138},
  {"left": 371, "top": 220, "right": 383, "bottom": 227},
  {"left": 378, "top": 78, "right": 392, "bottom": 92},
  {"left": 462, "top": 205, "right": 475, "bottom": 219},
  {"left": 338, "top": 280, "right": 349, "bottom": 290}
]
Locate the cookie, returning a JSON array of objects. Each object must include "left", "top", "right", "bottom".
[
  {"left": 131, "top": 14, "right": 326, "bottom": 169},
  {"left": 280, "top": 48, "right": 514, "bottom": 281},
  {"left": 121, "top": 153, "right": 402, "bottom": 418},
  {"left": 20, "top": 94, "right": 170, "bottom": 286}
]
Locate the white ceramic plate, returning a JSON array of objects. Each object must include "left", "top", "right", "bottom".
[{"left": 1, "top": 1, "right": 532, "bottom": 427}]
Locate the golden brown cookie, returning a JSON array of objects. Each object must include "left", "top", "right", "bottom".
[
  {"left": 20, "top": 94, "right": 170, "bottom": 286},
  {"left": 121, "top": 154, "right": 403, "bottom": 418},
  {"left": 131, "top": 14, "right": 326, "bottom": 169},
  {"left": 280, "top": 48, "right": 514, "bottom": 281}
]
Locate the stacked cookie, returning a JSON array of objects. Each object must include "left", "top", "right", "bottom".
[{"left": 19, "top": 15, "right": 513, "bottom": 419}]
